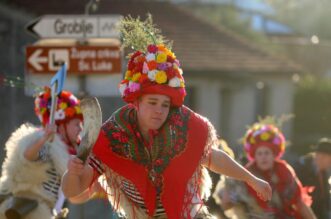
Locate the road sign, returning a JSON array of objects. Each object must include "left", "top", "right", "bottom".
[
  {"left": 26, "top": 45, "right": 122, "bottom": 75},
  {"left": 26, "top": 15, "right": 122, "bottom": 39}
]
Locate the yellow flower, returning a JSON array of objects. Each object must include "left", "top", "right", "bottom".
[
  {"left": 125, "top": 70, "right": 132, "bottom": 80},
  {"left": 156, "top": 53, "right": 167, "bottom": 63},
  {"left": 75, "top": 106, "right": 81, "bottom": 114},
  {"left": 155, "top": 71, "right": 167, "bottom": 84},
  {"left": 260, "top": 132, "right": 270, "bottom": 141},
  {"left": 180, "top": 81, "right": 185, "bottom": 88},
  {"left": 164, "top": 48, "right": 176, "bottom": 59},
  {"left": 40, "top": 108, "right": 46, "bottom": 115},
  {"left": 250, "top": 138, "right": 256, "bottom": 144},
  {"left": 59, "top": 102, "right": 68, "bottom": 109},
  {"left": 132, "top": 73, "right": 141, "bottom": 82}
]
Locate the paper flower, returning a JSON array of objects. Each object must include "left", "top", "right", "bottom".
[
  {"left": 156, "top": 53, "right": 167, "bottom": 63},
  {"left": 155, "top": 71, "right": 167, "bottom": 84},
  {"left": 169, "top": 77, "right": 181, "bottom": 87}
]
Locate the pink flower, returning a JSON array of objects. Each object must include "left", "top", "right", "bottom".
[
  {"left": 273, "top": 137, "right": 280, "bottom": 145},
  {"left": 129, "top": 82, "right": 140, "bottom": 92},
  {"left": 142, "top": 62, "right": 149, "bottom": 74},
  {"left": 174, "top": 59, "right": 181, "bottom": 67},
  {"left": 179, "top": 88, "right": 186, "bottom": 96},
  {"left": 40, "top": 99, "right": 48, "bottom": 108}
]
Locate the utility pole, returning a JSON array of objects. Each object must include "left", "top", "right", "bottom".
[{"left": 77, "top": 0, "right": 101, "bottom": 98}]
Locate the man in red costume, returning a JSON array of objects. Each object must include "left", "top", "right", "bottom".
[
  {"left": 62, "top": 16, "right": 272, "bottom": 219},
  {"left": 213, "top": 122, "right": 316, "bottom": 219}
]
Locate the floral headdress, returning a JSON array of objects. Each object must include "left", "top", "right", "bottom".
[
  {"left": 34, "top": 86, "right": 83, "bottom": 126},
  {"left": 243, "top": 116, "right": 290, "bottom": 160},
  {"left": 118, "top": 15, "right": 186, "bottom": 107}
]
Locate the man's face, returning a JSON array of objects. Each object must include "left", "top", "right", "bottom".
[
  {"left": 254, "top": 146, "right": 275, "bottom": 171},
  {"left": 61, "top": 118, "right": 83, "bottom": 144},
  {"left": 315, "top": 152, "right": 331, "bottom": 171},
  {"left": 137, "top": 94, "right": 171, "bottom": 131}
]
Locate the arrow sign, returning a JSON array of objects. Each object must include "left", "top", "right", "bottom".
[
  {"left": 28, "top": 49, "right": 48, "bottom": 71},
  {"left": 26, "top": 45, "right": 122, "bottom": 75},
  {"left": 26, "top": 14, "right": 122, "bottom": 39}
]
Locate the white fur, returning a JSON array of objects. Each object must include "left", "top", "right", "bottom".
[{"left": 0, "top": 123, "right": 71, "bottom": 218}]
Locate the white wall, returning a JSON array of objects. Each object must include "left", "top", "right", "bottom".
[
  {"left": 187, "top": 77, "right": 222, "bottom": 131},
  {"left": 227, "top": 83, "right": 256, "bottom": 148},
  {"left": 186, "top": 76, "right": 295, "bottom": 153},
  {"left": 267, "top": 79, "right": 295, "bottom": 140}
]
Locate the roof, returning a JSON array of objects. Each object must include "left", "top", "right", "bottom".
[{"left": 5, "top": 0, "right": 301, "bottom": 74}]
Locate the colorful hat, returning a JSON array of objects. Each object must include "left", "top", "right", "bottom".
[
  {"left": 244, "top": 123, "right": 285, "bottom": 160},
  {"left": 34, "top": 86, "right": 83, "bottom": 126},
  {"left": 119, "top": 44, "right": 186, "bottom": 107},
  {"left": 118, "top": 15, "right": 186, "bottom": 107}
]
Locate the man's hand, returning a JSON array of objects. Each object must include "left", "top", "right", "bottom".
[
  {"left": 247, "top": 176, "right": 272, "bottom": 201},
  {"left": 62, "top": 156, "right": 94, "bottom": 201},
  {"left": 67, "top": 156, "right": 86, "bottom": 176},
  {"left": 43, "top": 124, "right": 57, "bottom": 140}
]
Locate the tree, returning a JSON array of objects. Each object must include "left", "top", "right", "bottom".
[{"left": 267, "top": 0, "right": 331, "bottom": 39}]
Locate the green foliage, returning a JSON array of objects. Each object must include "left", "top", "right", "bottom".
[
  {"left": 255, "top": 115, "right": 294, "bottom": 129},
  {"left": 119, "top": 14, "right": 172, "bottom": 52},
  {"left": 292, "top": 74, "right": 331, "bottom": 154},
  {"left": 267, "top": 0, "right": 331, "bottom": 39},
  {"left": 182, "top": 4, "right": 269, "bottom": 44}
]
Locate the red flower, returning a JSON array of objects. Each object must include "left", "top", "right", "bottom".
[
  {"left": 128, "top": 61, "right": 135, "bottom": 71},
  {"left": 112, "top": 132, "right": 129, "bottom": 143},
  {"left": 155, "top": 159, "right": 163, "bottom": 166},
  {"left": 65, "top": 107, "right": 75, "bottom": 117},
  {"left": 130, "top": 51, "right": 142, "bottom": 60},
  {"left": 121, "top": 79, "right": 129, "bottom": 84},
  {"left": 147, "top": 60, "right": 157, "bottom": 70},
  {"left": 179, "top": 138, "right": 185, "bottom": 145},
  {"left": 170, "top": 114, "right": 183, "bottom": 126},
  {"left": 167, "top": 55, "right": 175, "bottom": 63},
  {"left": 133, "top": 62, "right": 143, "bottom": 73},
  {"left": 147, "top": 44, "right": 158, "bottom": 53},
  {"left": 112, "top": 132, "right": 121, "bottom": 139},
  {"left": 128, "top": 51, "right": 143, "bottom": 70},
  {"left": 136, "top": 55, "right": 146, "bottom": 63},
  {"left": 139, "top": 74, "right": 148, "bottom": 83},
  {"left": 119, "top": 135, "right": 129, "bottom": 143},
  {"left": 61, "top": 91, "right": 71, "bottom": 99},
  {"left": 166, "top": 68, "right": 177, "bottom": 80}
]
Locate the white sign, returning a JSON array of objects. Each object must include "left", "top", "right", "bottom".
[{"left": 26, "top": 15, "right": 122, "bottom": 39}]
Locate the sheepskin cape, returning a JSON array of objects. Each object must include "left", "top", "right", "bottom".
[{"left": 0, "top": 123, "right": 71, "bottom": 219}]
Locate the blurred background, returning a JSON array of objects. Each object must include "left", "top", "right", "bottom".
[{"left": 1, "top": 0, "right": 331, "bottom": 217}]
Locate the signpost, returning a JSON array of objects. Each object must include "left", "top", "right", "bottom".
[
  {"left": 24, "top": 12, "right": 124, "bottom": 96},
  {"left": 26, "top": 15, "right": 122, "bottom": 39},
  {"left": 26, "top": 45, "right": 122, "bottom": 75}
]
